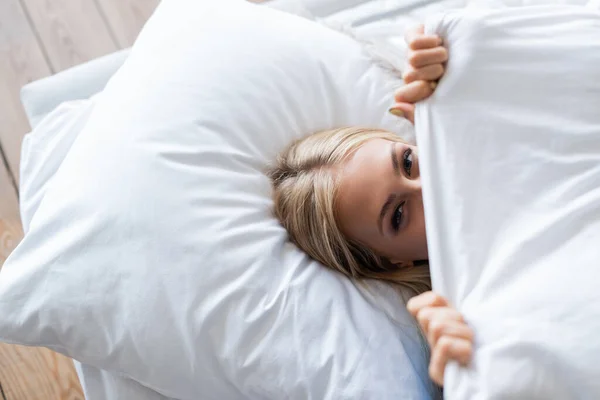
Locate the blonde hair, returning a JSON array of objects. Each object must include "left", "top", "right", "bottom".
[{"left": 268, "top": 127, "right": 431, "bottom": 295}]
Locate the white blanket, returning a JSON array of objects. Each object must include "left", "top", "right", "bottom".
[{"left": 417, "top": 5, "right": 600, "bottom": 398}]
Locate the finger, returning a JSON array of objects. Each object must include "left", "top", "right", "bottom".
[
  {"left": 407, "top": 291, "right": 448, "bottom": 317},
  {"left": 427, "top": 319, "right": 474, "bottom": 349},
  {"left": 429, "top": 337, "right": 473, "bottom": 386},
  {"left": 404, "top": 24, "right": 425, "bottom": 46},
  {"left": 395, "top": 80, "right": 435, "bottom": 104},
  {"left": 402, "top": 64, "right": 445, "bottom": 84},
  {"left": 409, "top": 34, "right": 443, "bottom": 50},
  {"left": 416, "top": 306, "right": 463, "bottom": 334},
  {"left": 408, "top": 47, "right": 448, "bottom": 68},
  {"left": 388, "top": 103, "right": 415, "bottom": 124}
]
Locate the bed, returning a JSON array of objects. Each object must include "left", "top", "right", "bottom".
[
  {"left": 19, "top": 3, "right": 454, "bottom": 399},
  {"left": 17, "top": 0, "right": 591, "bottom": 399}
]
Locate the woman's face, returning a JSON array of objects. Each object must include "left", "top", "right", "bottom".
[{"left": 336, "top": 138, "right": 428, "bottom": 265}]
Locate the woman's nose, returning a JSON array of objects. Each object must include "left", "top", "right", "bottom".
[{"left": 403, "top": 176, "right": 422, "bottom": 195}]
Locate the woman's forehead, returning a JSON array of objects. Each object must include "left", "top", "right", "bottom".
[
  {"left": 342, "top": 138, "right": 391, "bottom": 179},
  {"left": 336, "top": 139, "right": 391, "bottom": 238}
]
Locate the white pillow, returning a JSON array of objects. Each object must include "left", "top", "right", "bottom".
[
  {"left": 0, "top": 0, "right": 439, "bottom": 398},
  {"left": 19, "top": 99, "right": 95, "bottom": 234},
  {"left": 417, "top": 5, "right": 600, "bottom": 398}
]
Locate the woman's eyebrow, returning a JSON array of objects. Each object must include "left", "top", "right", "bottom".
[
  {"left": 378, "top": 143, "right": 401, "bottom": 235},
  {"left": 391, "top": 142, "right": 400, "bottom": 176},
  {"left": 378, "top": 193, "right": 396, "bottom": 235}
]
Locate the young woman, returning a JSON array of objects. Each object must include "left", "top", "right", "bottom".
[{"left": 268, "top": 25, "right": 473, "bottom": 387}]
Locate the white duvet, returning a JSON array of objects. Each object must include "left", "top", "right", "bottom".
[{"left": 417, "top": 5, "right": 600, "bottom": 399}]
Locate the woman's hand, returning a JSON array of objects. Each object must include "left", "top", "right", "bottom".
[
  {"left": 407, "top": 291, "right": 473, "bottom": 387},
  {"left": 390, "top": 25, "right": 448, "bottom": 124}
]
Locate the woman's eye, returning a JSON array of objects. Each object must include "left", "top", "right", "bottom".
[
  {"left": 403, "top": 148, "right": 413, "bottom": 177},
  {"left": 391, "top": 202, "right": 404, "bottom": 232}
]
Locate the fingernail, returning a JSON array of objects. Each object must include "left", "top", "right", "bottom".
[
  {"left": 430, "top": 81, "right": 438, "bottom": 90},
  {"left": 388, "top": 108, "right": 404, "bottom": 118}
]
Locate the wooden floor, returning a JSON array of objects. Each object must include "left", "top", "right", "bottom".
[{"left": 0, "top": 0, "right": 160, "bottom": 398}]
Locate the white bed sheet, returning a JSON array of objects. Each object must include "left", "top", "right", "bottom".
[{"left": 417, "top": 4, "right": 600, "bottom": 397}]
